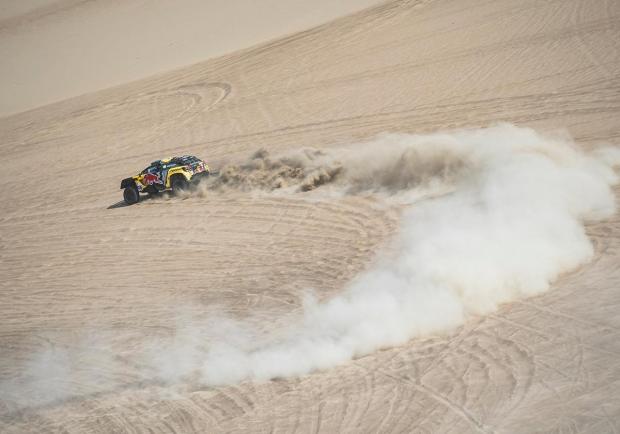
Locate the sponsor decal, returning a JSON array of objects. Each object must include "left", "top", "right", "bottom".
[{"left": 143, "top": 172, "right": 163, "bottom": 185}]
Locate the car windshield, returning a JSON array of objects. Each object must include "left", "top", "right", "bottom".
[{"left": 141, "top": 165, "right": 159, "bottom": 174}]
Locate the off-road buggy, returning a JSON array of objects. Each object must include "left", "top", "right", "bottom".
[{"left": 120, "top": 156, "right": 210, "bottom": 204}]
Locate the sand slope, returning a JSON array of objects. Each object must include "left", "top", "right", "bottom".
[
  {"left": 1, "top": 0, "right": 620, "bottom": 432},
  {"left": 0, "top": 0, "right": 380, "bottom": 117}
]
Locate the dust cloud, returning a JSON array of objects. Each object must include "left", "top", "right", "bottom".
[
  {"left": 209, "top": 136, "right": 468, "bottom": 195},
  {"left": 199, "top": 124, "right": 620, "bottom": 384},
  {"left": 4, "top": 124, "right": 619, "bottom": 407}
]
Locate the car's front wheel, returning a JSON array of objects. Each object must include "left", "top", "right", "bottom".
[{"left": 123, "top": 186, "right": 140, "bottom": 205}]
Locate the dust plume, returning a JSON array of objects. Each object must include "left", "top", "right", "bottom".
[
  {"left": 199, "top": 124, "right": 620, "bottom": 385},
  {"left": 4, "top": 125, "right": 619, "bottom": 407},
  {"left": 210, "top": 137, "right": 468, "bottom": 195}
]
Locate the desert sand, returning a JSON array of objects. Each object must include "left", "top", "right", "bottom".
[
  {"left": 1, "top": 0, "right": 620, "bottom": 432},
  {"left": 0, "top": 0, "right": 380, "bottom": 116}
]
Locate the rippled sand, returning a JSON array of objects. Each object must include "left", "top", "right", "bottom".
[{"left": 1, "top": 0, "right": 619, "bottom": 432}]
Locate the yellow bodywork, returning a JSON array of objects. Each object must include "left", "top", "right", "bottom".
[
  {"left": 132, "top": 166, "right": 190, "bottom": 190},
  {"left": 130, "top": 157, "right": 209, "bottom": 192}
]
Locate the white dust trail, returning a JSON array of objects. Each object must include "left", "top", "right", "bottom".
[
  {"left": 199, "top": 124, "right": 620, "bottom": 385},
  {"left": 3, "top": 124, "right": 619, "bottom": 409}
]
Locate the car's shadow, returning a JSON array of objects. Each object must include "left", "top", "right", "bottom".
[
  {"left": 107, "top": 194, "right": 160, "bottom": 209},
  {"left": 107, "top": 200, "right": 130, "bottom": 209}
]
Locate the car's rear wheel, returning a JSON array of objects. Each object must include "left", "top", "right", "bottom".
[
  {"left": 191, "top": 172, "right": 210, "bottom": 185},
  {"left": 171, "top": 176, "right": 189, "bottom": 194},
  {"left": 123, "top": 186, "right": 140, "bottom": 205}
]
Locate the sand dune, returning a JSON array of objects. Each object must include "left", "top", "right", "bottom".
[
  {"left": 1, "top": 0, "right": 620, "bottom": 432},
  {"left": 0, "top": 0, "right": 380, "bottom": 117}
]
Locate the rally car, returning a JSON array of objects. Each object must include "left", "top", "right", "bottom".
[{"left": 120, "top": 156, "right": 210, "bottom": 204}]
